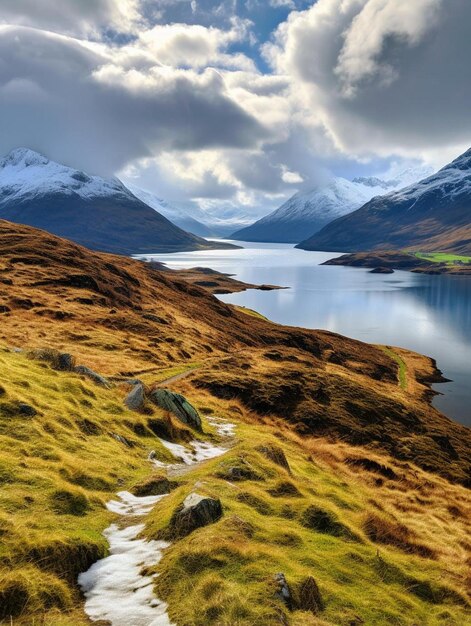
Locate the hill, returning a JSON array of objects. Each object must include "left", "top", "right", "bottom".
[
  {"left": 0, "top": 148, "right": 236, "bottom": 255},
  {"left": 297, "top": 149, "right": 471, "bottom": 254},
  {"left": 0, "top": 220, "right": 469, "bottom": 625}
]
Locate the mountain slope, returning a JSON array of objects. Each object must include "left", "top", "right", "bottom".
[
  {"left": 231, "top": 166, "right": 432, "bottom": 244},
  {"left": 0, "top": 148, "right": 235, "bottom": 255},
  {"left": 0, "top": 220, "right": 470, "bottom": 624},
  {"left": 297, "top": 149, "right": 471, "bottom": 254},
  {"left": 231, "top": 178, "right": 382, "bottom": 243},
  {"left": 125, "top": 183, "right": 214, "bottom": 237}
]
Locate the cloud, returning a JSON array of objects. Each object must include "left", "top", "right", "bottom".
[
  {"left": 266, "top": 0, "right": 471, "bottom": 158},
  {"left": 0, "top": 25, "right": 268, "bottom": 176},
  {"left": 0, "top": 0, "right": 141, "bottom": 37}
]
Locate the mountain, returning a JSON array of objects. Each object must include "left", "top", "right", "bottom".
[
  {"left": 125, "top": 183, "right": 214, "bottom": 237},
  {"left": 0, "top": 148, "right": 236, "bottom": 255},
  {"left": 231, "top": 166, "right": 433, "bottom": 244},
  {"left": 230, "top": 178, "right": 384, "bottom": 243},
  {"left": 297, "top": 149, "right": 471, "bottom": 254}
]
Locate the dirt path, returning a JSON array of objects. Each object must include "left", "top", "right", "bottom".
[{"left": 155, "top": 367, "right": 201, "bottom": 387}]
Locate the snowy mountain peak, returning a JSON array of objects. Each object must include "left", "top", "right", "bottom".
[
  {"left": 1, "top": 147, "right": 50, "bottom": 169},
  {"left": 0, "top": 147, "right": 133, "bottom": 204}
]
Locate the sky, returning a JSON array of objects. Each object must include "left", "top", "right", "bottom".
[{"left": 0, "top": 0, "right": 470, "bottom": 218}]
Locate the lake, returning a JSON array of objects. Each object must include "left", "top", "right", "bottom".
[{"left": 136, "top": 241, "right": 471, "bottom": 426}]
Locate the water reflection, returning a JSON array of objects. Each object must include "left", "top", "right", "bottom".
[{"left": 137, "top": 242, "right": 471, "bottom": 425}]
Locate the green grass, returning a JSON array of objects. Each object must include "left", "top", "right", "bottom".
[
  {"left": 381, "top": 347, "right": 408, "bottom": 390},
  {"left": 0, "top": 347, "right": 178, "bottom": 623},
  {"left": 142, "top": 420, "right": 470, "bottom": 626},
  {"left": 414, "top": 252, "right": 471, "bottom": 265},
  {"left": 234, "top": 306, "right": 270, "bottom": 321}
]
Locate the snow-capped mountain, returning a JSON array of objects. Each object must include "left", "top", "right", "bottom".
[
  {"left": 297, "top": 149, "right": 471, "bottom": 254},
  {"left": 126, "top": 183, "right": 255, "bottom": 237},
  {"left": 0, "top": 148, "right": 235, "bottom": 254},
  {"left": 230, "top": 177, "right": 392, "bottom": 243},
  {"left": 231, "top": 165, "right": 433, "bottom": 244},
  {"left": 125, "top": 183, "right": 214, "bottom": 238}
]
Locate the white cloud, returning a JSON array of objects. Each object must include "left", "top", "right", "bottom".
[
  {"left": 0, "top": 0, "right": 142, "bottom": 37},
  {"left": 266, "top": 0, "right": 471, "bottom": 161}
]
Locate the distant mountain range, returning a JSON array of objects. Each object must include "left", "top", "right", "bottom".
[
  {"left": 126, "top": 183, "right": 256, "bottom": 238},
  {"left": 297, "top": 148, "right": 471, "bottom": 255},
  {"left": 230, "top": 166, "right": 431, "bottom": 243},
  {"left": 0, "top": 148, "right": 236, "bottom": 255}
]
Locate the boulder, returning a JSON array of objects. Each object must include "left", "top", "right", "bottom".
[
  {"left": 150, "top": 388, "right": 202, "bottom": 432},
  {"left": 124, "top": 383, "right": 146, "bottom": 411},
  {"left": 74, "top": 365, "right": 111, "bottom": 388},
  {"left": 369, "top": 267, "right": 394, "bottom": 274},
  {"left": 274, "top": 573, "right": 293, "bottom": 611},
  {"left": 167, "top": 493, "right": 222, "bottom": 538}
]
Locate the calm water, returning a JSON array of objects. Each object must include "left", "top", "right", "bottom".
[{"left": 137, "top": 242, "right": 471, "bottom": 426}]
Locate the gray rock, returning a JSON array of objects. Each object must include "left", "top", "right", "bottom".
[
  {"left": 167, "top": 492, "right": 222, "bottom": 538},
  {"left": 274, "top": 573, "right": 293, "bottom": 611},
  {"left": 74, "top": 365, "right": 111, "bottom": 388},
  {"left": 150, "top": 388, "right": 202, "bottom": 431},
  {"left": 124, "top": 383, "right": 146, "bottom": 411}
]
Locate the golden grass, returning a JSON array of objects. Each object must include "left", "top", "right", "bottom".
[{"left": 138, "top": 392, "right": 471, "bottom": 626}]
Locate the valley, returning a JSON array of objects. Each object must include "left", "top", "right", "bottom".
[{"left": 0, "top": 221, "right": 470, "bottom": 625}]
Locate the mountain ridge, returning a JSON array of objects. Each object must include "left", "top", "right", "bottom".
[
  {"left": 0, "top": 148, "right": 237, "bottom": 255},
  {"left": 231, "top": 166, "right": 432, "bottom": 243},
  {"left": 297, "top": 149, "right": 471, "bottom": 254}
]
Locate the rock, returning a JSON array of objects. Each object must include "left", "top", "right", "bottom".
[
  {"left": 274, "top": 573, "right": 293, "bottom": 611},
  {"left": 296, "top": 576, "right": 324, "bottom": 614},
  {"left": 256, "top": 444, "right": 291, "bottom": 474},
  {"left": 57, "top": 353, "right": 75, "bottom": 371},
  {"left": 167, "top": 492, "right": 222, "bottom": 538},
  {"left": 369, "top": 267, "right": 394, "bottom": 274},
  {"left": 150, "top": 388, "right": 202, "bottom": 432},
  {"left": 74, "top": 365, "right": 111, "bottom": 388},
  {"left": 124, "top": 383, "right": 146, "bottom": 411},
  {"left": 148, "top": 450, "right": 157, "bottom": 461}
]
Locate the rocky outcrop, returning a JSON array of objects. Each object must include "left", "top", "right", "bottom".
[
  {"left": 274, "top": 573, "right": 293, "bottom": 611},
  {"left": 124, "top": 383, "right": 146, "bottom": 411},
  {"left": 150, "top": 389, "right": 202, "bottom": 431},
  {"left": 165, "top": 493, "right": 222, "bottom": 539}
]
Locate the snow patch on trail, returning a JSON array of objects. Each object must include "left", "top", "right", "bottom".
[{"left": 79, "top": 418, "right": 235, "bottom": 626}]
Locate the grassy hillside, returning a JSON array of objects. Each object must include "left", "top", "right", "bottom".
[
  {"left": 142, "top": 390, "right": 471, "bottom": 626},
  {"left": 0, "top": 220, "right": 469, "bottom": 624}
]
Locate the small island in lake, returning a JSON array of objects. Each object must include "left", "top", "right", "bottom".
[{"left": 323, "top": 251, "right": 471, "bottom": 275}]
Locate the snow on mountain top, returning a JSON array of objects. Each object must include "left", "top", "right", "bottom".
[
  {"left": 0, "top": 148, "right": 132, "bottom": 204},
  {"left": 384, "top": 148, "right": 471, "bottom": 204}
]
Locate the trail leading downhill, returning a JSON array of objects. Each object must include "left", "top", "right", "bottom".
[{"left": 78, "top": 418, "right": 236, "bottom": 626}]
